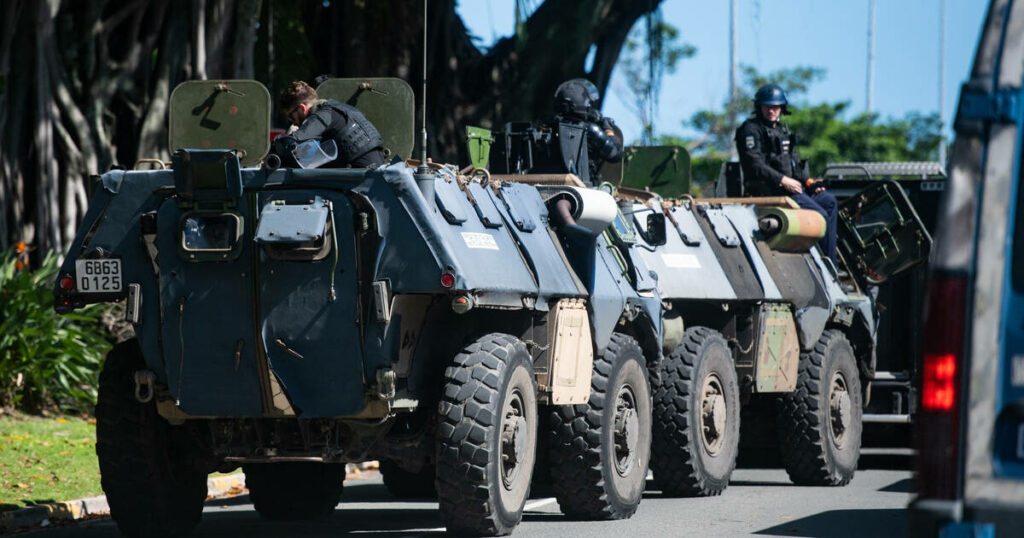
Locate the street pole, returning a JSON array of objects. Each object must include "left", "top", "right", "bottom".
[
  {"left": 729, "top": 0, "right": 738, "bottom": 160},
  {"left": 866, "top": 0, "right": 875, "bottom": 115},
  {"left": 939, "top": 0, "right": 948, "bottom": 164}
]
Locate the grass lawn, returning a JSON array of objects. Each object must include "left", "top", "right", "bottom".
[
  {"left": 0, "top": 412, "right": 100, "bottom": 510},
  {"left": 0, "top": 413, "right": 245, "bottom": 512}
]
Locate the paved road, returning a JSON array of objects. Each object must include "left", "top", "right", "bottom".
[{"left": 27, "top": 455, "right": 913, "bottom": 537}]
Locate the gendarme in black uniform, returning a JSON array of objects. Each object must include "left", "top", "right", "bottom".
[
  {"left": 734, "top": 84, "right": 838, "bottom": 263},
  {"left": 735, "top": 116, "right": 806, "bottom": 196},
  {"left": 550, "top": 78, "right": 623, "bottom": 185},
  {"left": 288, "top": 99, "right": 385, "bottom": 168}
]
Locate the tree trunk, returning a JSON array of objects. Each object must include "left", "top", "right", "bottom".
[{"left": 0, "top": 0, "right": 660, "bottom": 255}]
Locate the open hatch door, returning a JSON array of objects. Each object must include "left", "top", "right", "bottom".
[
  {"left": 837, "top": 179, "right": 932, "bottom": 285},
  {"left": 316, "top": 77, "right": 415, "bottom": 160}
]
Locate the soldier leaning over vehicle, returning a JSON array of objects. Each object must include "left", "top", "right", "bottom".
[{"left": 273, "top": 80, "right": 386, "bottom": 169}]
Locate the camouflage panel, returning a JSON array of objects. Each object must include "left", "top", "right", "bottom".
[
  {"left": 168, "top": 80, "right": 271, "bottom": 167},
  {"left": 755, "top": 303, "right": 800, "bottom": 392},
  {"left": 617, "top": 145, "right": 691, "bottom": 198},
  {"left": 316, "top": 78, "right": 415, "bottom": 160}
]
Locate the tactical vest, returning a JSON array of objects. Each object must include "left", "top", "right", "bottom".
[{"left": 317, "top": 99, "right": 384, "bottom": 160}]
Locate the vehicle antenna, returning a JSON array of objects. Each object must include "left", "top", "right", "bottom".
[
  {"left": 419, "top": 0, "right": 429, "bottom": 170},
  {"left": 413, "top": 0, "right": 435, "bottom": 202}
]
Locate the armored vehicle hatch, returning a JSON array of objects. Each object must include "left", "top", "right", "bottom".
[
  {"left": 837, "top": 179, "right": 932, "bottom": 285},
  {"left": 168, "top": 80, "right": 271, "bottom": 167},
  {"left": 616, "top": 145, "right": 691, "bottom": 198},
  {"left": 316, "top": 77, "right": 415, "bottom": 160}
]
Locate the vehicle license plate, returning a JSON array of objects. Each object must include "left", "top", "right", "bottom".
[{"left": 75, "top": 259, "right": 123, "bottom": 294}]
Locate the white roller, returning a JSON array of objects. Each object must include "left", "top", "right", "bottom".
[{"left": 565, "top": 187, "right": 618, "bottom": 235}]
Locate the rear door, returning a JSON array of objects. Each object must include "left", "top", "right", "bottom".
[{"left": 837, "top": 179, "right": 932, "bottom": 284}]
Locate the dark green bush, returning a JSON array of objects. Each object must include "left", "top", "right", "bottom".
[{"left": 0, "top": 247, "right": 112, "bottom": 412}]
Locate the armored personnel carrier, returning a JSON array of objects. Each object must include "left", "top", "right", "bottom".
[
  {"left": 484, "top": 125, "right": 931, "bottom": 495},
  {"left": 53, "top": 79, "right": 661, "bottom": 537},
  {"left": 618, "top": 180, "right": 930, "bottom": 494}
]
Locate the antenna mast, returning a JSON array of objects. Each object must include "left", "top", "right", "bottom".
[{"left": 420, "top": 0, "right": 429, "bottom": 167}]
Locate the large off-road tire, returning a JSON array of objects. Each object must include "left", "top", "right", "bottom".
[
  {"left": 546, "top": 332, "right": 652, "bottom": 520},
  {"left": 436, "top": 333, "right": 538, "bottom": 536},
  {"left": 651, "top": 326, "right": 740, "bottom": 497},
  {"left": 380, "top": 459, "right": 436, "bottom": 499},
  {"left": 95, "top": 339, "right": 208, "bottom": 538},
  {"left": 778, "top": 329, "right": 862, "bottom": 486},
  {"left": 243, "top": 462, "right": 345, "bottom": 520}
]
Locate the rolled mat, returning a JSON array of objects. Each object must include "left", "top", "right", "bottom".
[{"left": 757, "top": 207, "right": 826, "bottom": 252}]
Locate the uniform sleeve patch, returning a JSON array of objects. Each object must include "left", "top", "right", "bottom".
[{"left": 745, "top": 135, "right": 755, "bottom": 150}]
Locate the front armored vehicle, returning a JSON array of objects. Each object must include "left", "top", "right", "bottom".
[{"left": 54, "top": 79, "right": 660, "bottom": 537}]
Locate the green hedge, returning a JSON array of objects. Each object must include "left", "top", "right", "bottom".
[{"left": 0, "top": 247, "right": 112, "bottom": 412}]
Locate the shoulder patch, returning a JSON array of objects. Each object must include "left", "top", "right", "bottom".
[{"left": 745, "top": 135, "right": 755, "bottom": 150}]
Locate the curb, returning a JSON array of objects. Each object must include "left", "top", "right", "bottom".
[{"left": 0, "top": 473, "right": 247, "bottom": 533}]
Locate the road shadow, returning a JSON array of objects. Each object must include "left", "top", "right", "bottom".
[
  {"left": 858, "top": 452, "right": 914, "bottom": 471},
  {"left": 878, "top": 477, "right": 914, "bottom": 493},
  {"left": 754, "top": 508, "right": 905, "bottom": 537},
  {"left": 195, "top": 506, "right": 445, "bottom": 537}
]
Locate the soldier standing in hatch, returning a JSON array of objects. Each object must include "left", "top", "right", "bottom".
[
  {"left": 274, "top": 80, "right": 386, "bottom": 168},
  {"left": 551, "top": 78, "right": 624, "bottom": 184},
  {"left": 735, "top": 84, "right": 838, "bottom": 263}
]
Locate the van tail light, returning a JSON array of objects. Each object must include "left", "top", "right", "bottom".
[{"left": 916, "top": 272, "right": 967, "bottom": 499}]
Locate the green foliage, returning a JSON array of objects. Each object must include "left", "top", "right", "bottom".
[
  {"left": 254, "top": 0, "right": 315, "bottom": 100},
  {"left": 0, "top": 249, "right": 111, "bottom": 413},
  {"left": 689, "top": 65, "right": 825, "bottom": 154},
  {"left": 619, "top": 14, "right": 696, "bottom": 144},
  {"left": 787, "top": 105, "right": 942, "bottom": 173},
  {"left": 685, "top": 65, "right": 942, "bottom": 174}
]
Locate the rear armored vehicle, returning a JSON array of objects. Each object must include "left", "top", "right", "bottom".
[
  {"left": 55, "top": 79, "right": 660, "bottom": 537},
  {"left": 485, "top": 124, "right": 930, "bottom": 495}
]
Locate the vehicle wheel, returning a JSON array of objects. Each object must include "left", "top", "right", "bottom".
[
  {"left": 547, "top": 332, "right": 652, "bottom": 520},
  {"left": 778, "top": 329, "right": 862, "bottom": 486},
  {"left": 95, "top": 339, "right": 208, "bottom": 538},
  {"left": 436, "top": 333, "right": 537, "bottom": 536},
  {"left": 651, "top": 326, "right": 740, "bottom": 497},
  {"left": 380, "top": 459, "right": 436, "bottom": 499},
  {"left": 243, "top": 462, "right": 345, "bottom": 520}
]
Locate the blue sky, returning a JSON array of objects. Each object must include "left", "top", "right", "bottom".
[{"left": 456, "top": 0, "right": 989, "bottom": 144}]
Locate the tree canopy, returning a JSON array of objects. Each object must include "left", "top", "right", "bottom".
[{"left": 670, "top": 64, "right": 943, "bottom": 191}]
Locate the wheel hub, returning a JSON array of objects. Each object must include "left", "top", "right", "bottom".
[
  {"left": 613, "top": 384, "right": 640, "bottom": 476},
  {"left": 829, "top": 373, "right": 852, "bottom": 447},
  {"left": 700, "top": 375, "right": 727, "bottom": 456},
  {"left": 500, "top": 392, "right": 527, "bottom": 489}
]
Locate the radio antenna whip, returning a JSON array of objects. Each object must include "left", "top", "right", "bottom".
[
  {"left": 413, "top": 0, "right": 435, "bottom": 202},
  {"left": 419, "top": 0, "right": 429, "bottom": 168}
]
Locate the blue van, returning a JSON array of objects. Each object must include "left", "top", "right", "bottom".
[{"left": 908, "top": 0, "right": 1024, "bottom": 536}]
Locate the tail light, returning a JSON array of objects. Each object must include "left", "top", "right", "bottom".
[{"left": 916, "top": 272, "right": 968, "bottom": 499}]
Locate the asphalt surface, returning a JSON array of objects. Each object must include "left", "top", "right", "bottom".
[{"left": 23, "top": 453, "right": 914, "bottom": 538}]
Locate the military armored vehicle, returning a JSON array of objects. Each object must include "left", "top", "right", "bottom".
[
  {"left": 484, "top": 125, "right": 930, "bottom": 494},
  {"left": 54, "top": 78, "right": 661, "bottom": 537}
]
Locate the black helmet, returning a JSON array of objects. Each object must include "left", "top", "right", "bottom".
[
  {"left": 555, "top": 78, "right": 600, "bottom": 116},
  {"left": 753, "top": 84, "right": 791, "bottom": 114}
]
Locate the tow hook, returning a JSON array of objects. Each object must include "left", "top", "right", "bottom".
[{"left": 134, "top": 370, "right": 156, "bottom": 403}]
